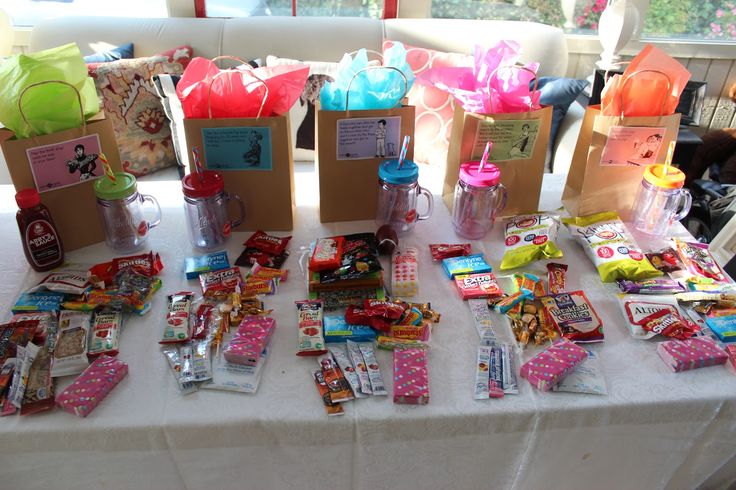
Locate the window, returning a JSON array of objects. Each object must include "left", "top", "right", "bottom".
[
  {"left": 1, "top": 0, "right": 168, "bottom": 27},
  {"left": 202, "top": 0, "right": 384, "bottom": 18},
  {"left": 429, "top": 0, "right": 736, "bottom": 42}
]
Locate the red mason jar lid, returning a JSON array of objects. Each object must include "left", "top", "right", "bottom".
[{"left": 182, "top": 171, "right": 224, "bottom": 198}]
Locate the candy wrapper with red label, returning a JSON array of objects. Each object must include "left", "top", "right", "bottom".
[
  {"left": 89, "top": 252, "right": 163, "bottom": 288},
  {"left": 393, "top": 347, "right": 429, "bottom": 405},
  {"left": 223, "top": 316, "right": 276, "bottom": 366},
  {"left": 295, "top": 300, "right": 327, "bottom": 356},
  {"left": 235, "top": 247, "right": 290, "bottom": 269},
  {"left": 429, "top": 243, "right": 472, "bottom": 261},
  {"left": 520, "top": 339, "right": 588, "bottom": 391},
  {"left": 646, "top": 248, "right": 684, "bottom": 274},
  {"left": 177, "top": 58, "right": 309, "bottom": 118},
  {"left": 657, "top": 337, "right": 728, "bottom": 372},
  {"left": 547, "top": 263, "right": 568, "bottom": 294},
  {"left": 29, "top": 271, "right": 90, "bottom": 295},
  {"left": 539, "top": 291, "right": 604, "bottom": 343},
  {"left": 363, "top": 299, "right": 406, "bottom": 321},
  {"left": 9, "top": 312, "right": 54, "bottom": 346},
  {"left": 200, "top": 267, "right": 245, "bottom": 298},
  {"left": 318, "top": 353, "right": 354, "bottom": 403},
  {"left": 55, "top": 355, "right": 128, "bottom": 417},
  {"left": 249, "top": 262, "right": 288, "bottom": 283},
  {"left": 160, "top": 292, "right": 194, "bottom": 344},
  {"left": 454, "top": 272, "right": 503, "bottom": 300},
  {"left": 313, "top": 369, "right": 344, "bottom": 416},
  {"left": 640, "top": 309, "right": 698, "bottom": 340},
  {"left": 244, "top": 230, "right": 292, "bottom": 256},
  {"left": 310, "top": 236, "right": 344, "bottom": 273},
  {"left": 674, "top": 239, "right": 729, "bottom": 285},
  {"left": 88, "top": 308, "right": 123, "bottom": 356}
]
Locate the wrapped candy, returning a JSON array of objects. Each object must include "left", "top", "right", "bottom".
[
  {"left": 177, "top": 57, "right": 309, "bottom": 119},
  {"left": 320, "top": 44, "right": 415, "bottom": 111},
  {"left": 393, "top": 348, "right": 429, "bottom": 405},
  {"left": 55, "top": 356, "right": 128, "bottom": 417},
  {"left": 657, "top": 337, "right": 728, "bottom": 372},
  {"left": 520, "top": 339, "right": 588, "bottom": 391},
  {"left": 417, "top": 41, "right": 540, "bottom": 114}
]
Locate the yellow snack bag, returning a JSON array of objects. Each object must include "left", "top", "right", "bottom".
[
  {"left": 500, "top": 214, "right": 563, "bottom": 270},
  {"left": 562, "top": 212, "right": 662, "bottom": 283}
]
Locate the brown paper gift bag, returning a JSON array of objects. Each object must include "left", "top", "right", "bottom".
[
  {"left": 316, "top": 66, "right": 415, "bottom": 223},
  {"left": 561, "top": 104, "right": 681, "bottom": 221},
  {"left": 1, "top": 81, "right": 124, "bottom": 251},
  {"left": 444, "top": 102, "right": 552, "bottom": 217},
  {"left": 183, "top": 70, "right": 295, "bottom": 231}
]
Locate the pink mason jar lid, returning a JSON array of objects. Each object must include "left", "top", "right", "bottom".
[{"left": 459, "top": 161, "right": 501, "bottom": 187}]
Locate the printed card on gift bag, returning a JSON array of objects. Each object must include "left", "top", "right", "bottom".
[
  {"left": 201, "top": 127, "right": 273, "bottom": 171},
  {"left": 336, "top": 116, "right": 401, "bottom": 160},
  {"left": 599, "top": 126, "right": 666, "bottom": 167},
  {"left": 27, "top": 134, "right": 103, "bottom": 192},
  {"left": 471, "top": 119, "right": 541, "bottom": 162}
]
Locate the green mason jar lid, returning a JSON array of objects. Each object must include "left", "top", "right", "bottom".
[{"left": 94, "top": 172, "right": 137, "bottom": 200}]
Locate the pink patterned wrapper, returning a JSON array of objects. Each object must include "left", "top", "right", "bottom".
[
  {"left": 657, "top": 337, "right": 728, "bottom": 372},
  {"left": 393, "top": 348, "right": 429, "bottom": 405},
  {"left": 520, "top": 339, "right": 588, "bottom": 391},
  {"left": 223, "top": 316, "right": 276, "bottom": 366},
  {"left": 55, "top": 355, "right": 128, "bottom": 417},
  {"left": 727, "top": 345, "right": 736, "bottom": 371}
]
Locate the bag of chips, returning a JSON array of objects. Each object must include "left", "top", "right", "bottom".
[{"left": 500, "top": 214, "right": 563, "bottom": 270}]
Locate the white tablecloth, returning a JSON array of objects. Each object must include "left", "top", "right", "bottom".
[{"left": 0, "top": 167, "right": 734, "bottom": 490}]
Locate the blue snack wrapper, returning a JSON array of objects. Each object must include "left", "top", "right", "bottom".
[
  {"left": 13, "top": 292, "right": 66, "bottom": 313},
  {"left": 184, "top": 251, "right": 230, "bottom": 279},
  {"left": 705, "top": 315, "right": 736, "bottom": 343},
  {"left": 323, "top": 315, "right": 376, "bottom": 343},
  {"left": 442, "top": 254, "right": 492, "bottom": 279}
]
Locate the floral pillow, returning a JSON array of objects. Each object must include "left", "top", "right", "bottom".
[
  {"left": 382, "top": 41, "right": 473, "bottom": 168},
  {"left": 88, "top": 46, "right": 193, "bottom": 176}
]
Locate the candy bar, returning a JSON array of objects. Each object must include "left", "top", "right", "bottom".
[
  {"left": 160, "top": 292, "right": 194, "bottom": 344},
  {"left": 546, "top": 263, "right": 568, "bottom": 294},
  {"left": 539, "top": 291, "right": 604, "bottom": 343},
  {"left": 309, "top": 236, "right": 344, "bottom": 272},
  {"left": 295, "top": 300, "right": 327, "bottom": 356},
  {"left": 51, "top": 311, "right": 91, "bottom": 377},
  {"left": 244, "top": 230, "right": 291, "bottom": 256},
  {"left": 88, "top": 308, "right": 123, "bottom": 356},
  {"left": 363, "top": 299, "right": 406, "bottom": 320},
  {"left": 375, "top": 336, "right": 430, "bottom": 351},
  {"left": 429, "top": 243, "right": 471, "bottom": 261},
  {"left": 223, "top": 316, "right": 276, "bottom": 366},
  {"left": 474, "top": 345, "right": 491, "bottom": 400},
  {"left": 184, "top": 251, "right": 230, "bottom": 279},
  {"left": 520, "top": 339, "right": 588, "bottom": 391},
  {"left": 705, "top": 315, "right": 736, "bottom": 343},
  {"left": 327, "top": 345, "right": 367, "bottom": 398},
  {"left": 397, "top": 306, "right": 423, "bottom": 326},
  {"left": 346, "top": 340, "right": 372, "bottom": 394},
  {"left": 390, "top": 322, "right": 430, "bottom": 342},
  {"left": 563, "top": 212, "right": 660, "bottom": 283},
  {"left": 442, "top": 254, "right": 492, "bottom": 279},
  {"left": 646, "top": 248, "right": 684, "bottom": 274},
  {"left": 489, "top": 346, "right": 504, "bottom": 398},
  {"left": 323, "top": 315, "right": 376, "bottom": 343},
  {"left": 392, "top": 248, "right": 418, "bottom": 298},
  {"left": 455, "top": 272, "right": 502, "bottom": 300},
  {"left": 501, "top": 344, "right": 519, "bottom": 395},
  {"left": 617, "top": 277, "right": 685, "bottom": 294},
  {"left": 493, "top": 290, "right": 532, "bottom": 315},
  {"left": 249, "top": 262, "right": 288, "bottom": 283},
  {"left": 657, "top": 337, "right": 728, "bottom": 372},
  {"left": 393, "top": 348, "right": 429, "bottom": 405},
  {"left": 199, "top": 267, "right": 245, "bottom": 298},
  {"left": 55, "top": 355, "right": 128, "bottom": 417},
  {"left": 313, "top": 369, "right": 344, "bottom": 416},
  {"left": 29, "top": 271, "right": 90, "bottom": 295},
  {"left": 500, "top": 214, "right": 563, "bottom": 270},
  {"left": 242, "top": 276, "right": 277, "bottom": 296},
  {"left": 358, "top": 342, "right": 387, "bottom": 395}
]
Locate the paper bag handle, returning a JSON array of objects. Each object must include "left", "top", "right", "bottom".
[
  {"left": 345, "top": 66, "right": 409, "bottom": 113},
  {"left": 487, "top": 65, "right": 539, "bottom": 113},
  {"left": 618, "top": 69, "right": 672, "bottom": 117},
  {"left": 211, "top": 56, "right": 254, "bottom": 68},
  {"left": 206, "top": 69, "right": 270, "bottom": 119},
  {"left": 347, "top": 49, "right": 384, "bottom": 63},
  {"left": 18, "top": 80, "right": 86, "bottom": 137}
]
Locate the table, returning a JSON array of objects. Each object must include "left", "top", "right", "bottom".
[{"left": 0, "top": 167, "right": 735, "bottom": 490}]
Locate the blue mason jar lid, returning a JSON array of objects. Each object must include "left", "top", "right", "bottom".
[{"left": 378, "top": 159, "right": 419, "bottom": 185}]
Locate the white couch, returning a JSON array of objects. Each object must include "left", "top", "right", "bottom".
[{"left": 0, "top": 16, "right": 582, "bottom": 185}]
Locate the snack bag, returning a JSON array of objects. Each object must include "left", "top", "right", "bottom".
[
  {"left": 51, "top": 311, "right": 91, "bottom": 377},
  {"left": 539, "top": 291, "right": 604, "bottom": 343},
  {"left": 500, "top": 214, "right": 563, "bottom": 270},
  {"left": 563, "top": 212, "right": 661, "bottom": 282},
  {"left": 616, "top": 294, "right": 681, "bottom": 339}
]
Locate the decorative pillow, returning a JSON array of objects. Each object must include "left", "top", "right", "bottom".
[
  {"left": 266, "top": 55, "right": 340, "bottom": 161},
  {"left": 382, "top": 40, "right": 474, "bottom": 168},
  {"left": 88, "top": 46, "right": 193, "bottom": 176},
  {"left": 536, "top": 77, "right": 589, "bottom": 149},
  {"left": 83, "top": 43, "right": 134, "bottom": 63}
]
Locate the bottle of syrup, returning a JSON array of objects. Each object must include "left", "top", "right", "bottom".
[{"left": 15, "top": 189, "right": 64, "bottom": 272}]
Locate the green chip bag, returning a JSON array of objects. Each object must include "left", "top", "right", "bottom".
[
  {"left": 500, "top": 214, "right": 564, "bottom": 270},
  {"left": 562, "top": 212, "right": 662, "bottom": 283}
]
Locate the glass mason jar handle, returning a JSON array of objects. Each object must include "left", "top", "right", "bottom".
[
  {"left": 226, "top": 192, "right": 246, "bottom": 229},
  {"left": 416, "top": 185, "right": 434, "bottom": 221},
  {"left": 141, "top": 194, "right": 161, "bottom": 229},
  {"left": 491, "top": 183, "right": 508, "bottom": 220},
  {"left": 673, "top": 189, "right": 692, "bottom": 222}
]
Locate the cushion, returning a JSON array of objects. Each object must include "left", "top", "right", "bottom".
[
  {"left": 382, "top": 40, "right": 474, "bottom": 168},
  {"left": 266, "top": 55, "right": 340, "bottom": 161},
  {"left": 536, "top": 77, "right": 589, "bottom": 149},
  {"left": 88, "top": 46, "right": 193, "bottom": 176},
  {"left": 83, "top": 43, "right": 134, "bottom": 63}
]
